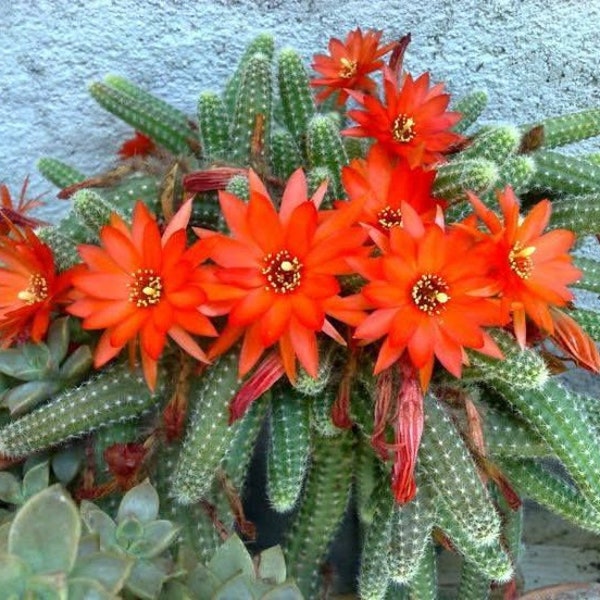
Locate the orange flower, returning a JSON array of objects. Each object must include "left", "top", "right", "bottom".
[
  {"left": 311, "top": 28, "right": 397, "bottom": 106},
  {"left": 466, "top": 187, "right": 582, "bottom": 348},
  {"left": 343, "top": 67, "right": 463, "bottom": 168},
  {"left": 352, "top": 204, "right": 505, "bottom": 388},
  {"left": 0, "top": 226, "right": 74, "bottom": 346},
  {"left": 68, "top": 200, "right": 216, "bottom": 390},
  {"left": 198, "top": 169, "right": 368, "bottom": 382},
  {"left": 341, "top": 144, "right": 444, "bottom": 231},
  {"left": 118, "top": 131, "right": 156, "bottom": 159}
]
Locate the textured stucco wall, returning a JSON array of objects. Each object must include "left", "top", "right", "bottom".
[{"left": 1, "top": 0, "right": 599, "bottom": 222}]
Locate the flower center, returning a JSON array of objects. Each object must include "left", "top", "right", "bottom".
[
  {"left": 377, "top": 205, "right": 403, "bottom": 229},
  {"left": 411, "top": 273, "right": 450, "bottom": 315},
  {"left": 17, "top": 274, "right": 48, "bottom": 305},
  {"left": 391, "top": 114, "right": 416, "bottom": 143},
  {"left": 262, "top": 250, "right": 303, "bottom": 294},
  {"left": 338, "top": 57, "right": 358, "bottom": 79},
  {"left": 509, "top": 242, "right": 535, "bottom": 279},
  {"left": 128, "top": 269, "right": 163, "bottom": 307}
]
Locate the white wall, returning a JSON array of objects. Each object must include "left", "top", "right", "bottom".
[{"left": 1, "top": 0, "right": 599, "bottom": 222}]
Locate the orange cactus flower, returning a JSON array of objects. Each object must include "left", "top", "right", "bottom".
[
  {"left": 118, "top": 131, "right": 156, "bottom": 159},
  {"left": 352, "top": 203, "right": 505, "bottom": 388},
  {"left": 341, "top": 144, "right": 444, "bottom": 231},
  {"left": 0, "top": 226, "right": 75, "bottom": 346},
  {"left": 311, "top": 28, "right": 397, "bottom": 106},
  {"left": 466, "top": 187, "right": 582, "bottom": 349},
  {"left": 343, "top": 67, "right": 463, "bottom": 168},
  {"left": 198, "top": 169, "right": 368, "bottom": 382},
  {"left": 68, "top": 199, "right": 217, "bottom": 390}
]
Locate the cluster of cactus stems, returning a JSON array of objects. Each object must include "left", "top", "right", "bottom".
[{"left": 2, "top": 30, "right": 600, "bottom": 600}]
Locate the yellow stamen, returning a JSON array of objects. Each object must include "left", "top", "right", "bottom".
[
  {"left": 263, "top": 250, "right": 303, "bottom": 294},
  {"left": 339, "top": 57, "right": 358, "bottom": 79},
  {"left": 392, "top": 114, "right": 416, "bottom": 143},
  {"left": 17, "top": 274, "right": 48, "bottom": 305}
]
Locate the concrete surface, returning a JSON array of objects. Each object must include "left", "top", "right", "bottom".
[{"left": 1, "top": 0, "right": 600, "bottom": 223}]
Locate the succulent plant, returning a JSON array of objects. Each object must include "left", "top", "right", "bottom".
[{"left": 2, "top": 27, "right": 600, "bottom": 600}]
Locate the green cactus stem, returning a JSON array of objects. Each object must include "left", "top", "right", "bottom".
[
  {"left": 230, "top": 52, "right": 273, "bottom": 168},
  {"left": 284, "top": 431, "right": 355, "bottom": 598},
  {"left": 490, "top": 379, "right": 600, "bottom": 514},
  {"left": 72, "top": 189, "right": 127, "bottom": 237},
  {"left": 222, "top": 395, "right": 269, "bottom": 492},
  {"left": 406, "top": 541, "right": 438, "bottom": 600},
  {"left": 451, "top": 90, "right": 488, "bottom": 134},
  {"left": 432, "top": 158, "right": 498, "bottom": 203},
  {"left": 483, "top": 155, "right": 536, "bottom": 199},
  {"left": 37, "top": 157, "right": 86, "bottom": 189},
  {"left": 530, "top": 150, "right": 600, "bottom": 195},
  {"left": 456, "top": 558, "right": 491, "bottom": 600},
  {"left": 197, "top": 91, "right": 232, "bottom": 161},
  {"left": 465, "top": 329, "right": 549, "bottom": 390},
  {"left": 357, "top": 475, "right": 395, "bottom": 600},
  {"left": 0, "top": 363, "right": 161, "bottom": 458},
  {"left": 267, "top": 385, "right": 311, "bottom": 512},
  {"left": 549, "top": 194, "right": 600, "bottom": 235},
  {"left": 35, "top": 225, "right": 82, "bottom": 271},
  {"left": 355, "top": 439, "right": 380, "bottom": 527},
  {"left": 573, "top": 256, "right": 600, "bottom": 295},
  {"left": 306, "top": 114, "right": 349, "bottom": 201},
  {"left": 460, "top": 125, "right": 520, "bottom": 163},
  {"left": 567, "top": 307, "right": 600, "bottom": 342},
  {"left": 419, "top": 394, "right": 501, "bottom": 545},
  {"left": 89, "top": 78, "right": 198, "bottom": 156},
  {"left": 524, "top": 108, "right": 600, "bottom": 148},
  {"left": 223, "top": 33, "right": 275, "bottom": 114},
  {"left": 388, "top": 478, "right": 436, "bottom": 585},
  {"left": 435, "top": 502, "right": 514, "bottom": 583},
  {"left": 170, "top": 353, "right": 243, "bottom": 504},
  {"left": 478, "top": 404, "right": 550, "bottom": 458},
  {"left": 270, "top": 128, "right": 304, "bottom": 181},
  {"left": 499, "top": 457, "right": 600, "bottom": 533},
  {"left": 277, "top": 48, "right": 316, "bottom": 144}
]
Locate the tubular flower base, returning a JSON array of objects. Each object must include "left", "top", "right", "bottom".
[
  {"left": 1, "top": 27, "right": 600, "bottom": 600},
  {"left": 198, "top": 168, "right": 368, "bottom": 382},
  {"left": 68, "top": 199, "right": 217, "bottom": 389}
]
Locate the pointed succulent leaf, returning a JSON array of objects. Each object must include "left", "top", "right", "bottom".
[
  {"left": 58, "top": 345, "right": 93, "bottom": 381},
  {"left": 71, "top": 551, "right": 133, "bottom": 594},
  {"left": 117, "top": 479, "right": 160, "bottom": 524},
  {"left": 129, "top": 520, "right": 181, "bottom": 559},
  {"left": 186, "top": 563, "right": 222, "bottom": 598},
  {"left": 8, "top": 484, "right": 80, "bottom": 575},
  {"left": 208, "top": 534, "right": 255, "bottom": 583},
  {"left": 213, "top": 572, "right": 255, "bottom": 600},
  {"left": 125, "top": 558, "right": 169, "bottom": 600},
  {"left": 46, "top": 318, "right": 70, "bottom": 365},
  {"left": 67, "top": 577, "right": 114, "bottom": 600},
  {"left": 0, "top": 472, "right": 23, "bottom": 505},
  {"left": 262, "top": 583, "right": 304, "bottom": 599},
  {"left": 257, "top": 545, "right": 287, "bottom": 584},
  {"left": 21, "top": 460, "right": 50, "bottom": 501},
  {"left": 51, "top": 445, "right": 85, "bottom": 486},
  {"left": 0, "top": 345, "right": 51, "bottom": 381},
  {"left": 115, "top": 516, "right": 144, "bottom": 550},
  {"left": 80, "top": 502, "right": 118, "bottom": 550}
]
